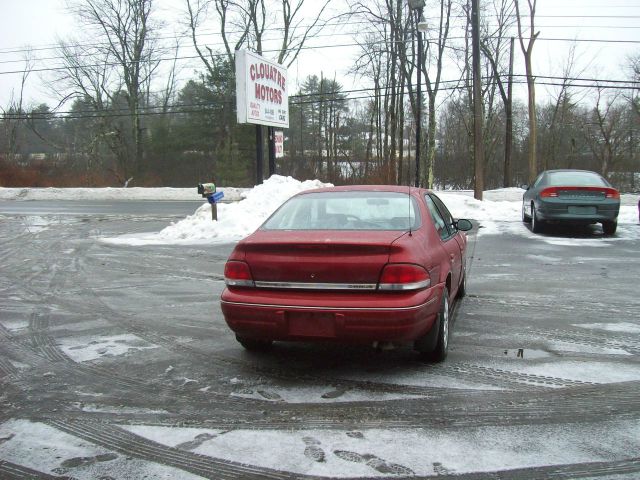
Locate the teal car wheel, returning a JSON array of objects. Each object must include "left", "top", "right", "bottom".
[
  {"left": 522, "top": 201, "right": 531, "bottom": 223},
  {"left": 531, "top": 204, "right": 544, "bottom": 234},
  {"left": 603, "top": 220, "right": 617, "bottom": 236}
]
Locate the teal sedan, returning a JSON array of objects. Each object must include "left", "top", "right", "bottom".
[{"left": 522, "top": 170, "right": 620, "bottom": 235}]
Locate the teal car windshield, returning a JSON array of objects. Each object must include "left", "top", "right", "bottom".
[{"left": 546, "top": 171, "right": 610, "bottom": 187}]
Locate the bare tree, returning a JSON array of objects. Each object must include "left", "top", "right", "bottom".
[
  {"left": 1, "top": 52, "right": 34, "bottom": 162},
  {"left": 480, "top": 0, "right": 516, "bottom": 187},
  {"left": 628, "top": 53, "right": 640, "bottom": 117},
  {"left": 515, "top": 0, "right": 539, "bottom": 183},
  {"left": 422, "top": 0, "right": 453, "bottom": 189},
  {"left": 348, "top": 1, "right": 408, "bottom": 184},
  {"left": 349, "top": 30, "right": 384, "bottom": 180},
  {"left": 54, "top": 40, "right": 125, "bottom": 182},
  {"left": 628, "top": 53, "right": 640, "bottom": 187},
  {"left": 539, "top": 44, "right": 586, "bottom": 171},
  {"left": 352, "top": 1, "right": 408, "bottom": 184},
  {"left": 186, "top": 0, "right": 248, "bottom": 70},
  {"left": 186, "top": 0, "right": 331, "bottom": 68},
  {"left": 584, "top": 87, "right": 625, "bottom": 178},
  {"left": 60, "top": 0, "right": 159, "bottom": 181}
]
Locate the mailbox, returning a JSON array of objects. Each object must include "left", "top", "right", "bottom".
[
  {"left": 198, "top": 183, "right": 216, "bottom": 197},
  {"left": 197, "top": 182, "right": 224, "bottom": 221}
]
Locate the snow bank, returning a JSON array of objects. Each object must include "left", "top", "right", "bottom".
[
  {"left": 439, "top": 191, "right": 639, "bottom": 239},
  {"left": 0, "top": 186, "right": 247, "bottom": 201},
  {"left": 104, "top": 175, "right": 332, "bottom": 245},
  {"left": 103, "top": 182, "right": 637, "bottom": 245},
  {"left": 437, "top": 192, "right": 522, "bottom": 236},
  {"left": 2, "top": 180, "right": 637, "bottom": 245}
]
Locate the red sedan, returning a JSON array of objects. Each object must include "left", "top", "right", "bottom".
[{"left": 221, "top": 186, "right": 472, "bottom": 362}]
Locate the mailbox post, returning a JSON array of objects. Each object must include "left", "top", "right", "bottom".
[{"left": 197, "top": 183, "right": 224, "bottom": 221}]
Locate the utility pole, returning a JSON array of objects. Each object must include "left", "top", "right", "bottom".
[
  {"left": 631, "top": 95, "right": 636, "bottom": 190},
  {"left": 471, "top": 0, "right": 484, "bottom": 200},
  {"left": 408, "top": 0, "right": 427, "bottom": 188},
  {"left": 415, "top": 12, "right": 423, "bottom": 188},
  {"left": 504, "top": 36, "right": 515, "bottom": 188}
]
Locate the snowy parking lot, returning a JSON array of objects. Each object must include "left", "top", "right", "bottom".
[{"left": 1, "top": 178, "right": 640, "bottom": 479}]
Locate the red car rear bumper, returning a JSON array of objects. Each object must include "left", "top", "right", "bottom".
[{"left": 220, "top": 286, "right": 442, "bottom": 343}]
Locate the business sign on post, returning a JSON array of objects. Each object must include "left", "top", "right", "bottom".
[
  {"left": 235, "top": 50, "right": 289, "bottom": 129},
  {"left": 274, "top": 130, "right": 284, "bottom": 158}
]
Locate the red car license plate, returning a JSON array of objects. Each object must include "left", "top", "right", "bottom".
[{"left": 288, "top": 312, "right": 336, "bottom": 337}]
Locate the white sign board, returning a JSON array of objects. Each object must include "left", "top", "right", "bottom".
[
  {"left": 235, "top": 50, "right": 289, "bottom": 128},
  {"left": 274, "top": 130, "right": 284, "bottom": 158}
]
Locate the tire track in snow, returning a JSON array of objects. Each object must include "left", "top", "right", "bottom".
[
  {"left": 37, "top": 420, "right": 640, "bottom": 480},
  {"left": 56, "top": 224, "right": 584, "bottom": 398},
  {"left": 426, "top": 457, "right": 640, "bottom": 480},
  {"left": 0, "top": 460, "right": 72, "bottom": 480},
  {"left": 537, "top": 328, "right": 640, "bottom": 355},
  {"left": 450, "top": 363, "right": 595, "bottom": 388},
  {"left": 39, "top": 379, "right": 640, "bottom": 432},
  {"left": 72, "top": 262, "right": 588, "bottom": 395},
  {"left": 46, "top": 419, "right": 298, "bottom": 480},
  {"left": 459, "top": 305, "right": 640, "bottom": 355},
  {"left": 0, "top": 357, "right": 18, "bottom": 378},
  {"left": 1, "top": 247, "right": 632, "bottom": 424},
  {"left": 28, "top": 312, "right": 72, "bottom": 363},
  {"left": 2, "top": 309, "right": 152, "bottom": 392},
  {"left": 465, "top": 294, "right": 640, "bottom": 321}
]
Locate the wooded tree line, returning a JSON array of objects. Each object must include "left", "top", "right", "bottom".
[{"left": 1, "top": 0, "right": 639, "bottom": 191}]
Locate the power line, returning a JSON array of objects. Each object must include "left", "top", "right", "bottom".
[
  {"left": 2, "top": 22, "right": 640, "bottom": 67},
  {"left": 2, "top": 12, "right": 640, "bottom": 57},
  {"left": 1, "top": 32, "right": 640, "bottom": 79},
  {"left": 4, "top": 74, "right": 638, "bottom": 121}
]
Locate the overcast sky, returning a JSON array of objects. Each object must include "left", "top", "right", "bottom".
[{"left": 1, "top": 0, "right": 639, "bottom": 111}]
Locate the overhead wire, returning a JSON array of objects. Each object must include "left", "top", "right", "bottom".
[
  {"left": 1, "top": 8, "right": 638, "bottom": 118},
  {"left": 4, "top": 73, "right": 638, "bottom": 122},
  {"left": 1, "top": 31, "right": 640, "bottom": 78},
  {"left": 1, "top": 11, "right": 640, "bottom": 60},
  {"left": 2, "top": 23, "right": 640, "bottom": 67}
]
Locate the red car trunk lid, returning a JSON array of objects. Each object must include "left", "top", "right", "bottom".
[{"left": 242, "top": 230, "right": 406, "bottom": 285}]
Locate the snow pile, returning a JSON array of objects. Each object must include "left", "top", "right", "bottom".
[
  {"left": 2, "top": 179, "right": 636, "bottom": 244},
  {"left": 104, "top": 175, "right": 332, "bottom": 245},
  {"left": 0, "top": 186, "right": 247, "bottom": 201},
  {"left": 100, "top": 182, "right": 638, "bottom": 245},
  {"left": 439, "top": 191, "right": 638, "bottom": 238},
  {"left": 437, "top": 192, "right": 522, "bottom": 236}
]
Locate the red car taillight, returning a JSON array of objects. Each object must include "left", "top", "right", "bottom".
[
  {"left": 540, "top": 186, "right": 620, "bottom": 199},
  {"left": 378, "top": 264, "right": 431, "bottom": 291},
  {"left": 540, "top": 187, "right": 559, "bottom": 198},
  {"left": 224, "top": 261, "right": 255, "bottom": 287},
  {"left": 604, "top": 188, "right": 620, "bottom": 199}
]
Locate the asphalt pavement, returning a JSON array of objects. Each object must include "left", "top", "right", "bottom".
[
  {"left": 0, "top": 199, "right": 205, "bottom": 216},
  {"left": 1, "top": 200, "right": 639, "bottom": 479}
]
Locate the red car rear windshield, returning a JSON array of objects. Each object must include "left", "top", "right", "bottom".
[{"left": 262, "top": 191, "right": 421, "bottom": 231}]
